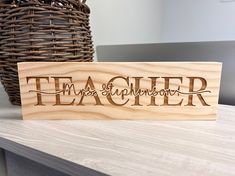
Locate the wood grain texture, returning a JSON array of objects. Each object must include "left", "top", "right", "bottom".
[
  {"left": 0, "top": 105, "right": 235, "bottom": 176},
  {"left": 18, "top": 62, "right": 222, "bottom": 120}
]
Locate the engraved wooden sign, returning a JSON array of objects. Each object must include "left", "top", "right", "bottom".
[{"left": 18, "top": 62, "right": 222, "bottom": 120}]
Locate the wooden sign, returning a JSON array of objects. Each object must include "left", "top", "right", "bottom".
[{"left": 18, "top": 62, "right": 222, "bottom": 120}]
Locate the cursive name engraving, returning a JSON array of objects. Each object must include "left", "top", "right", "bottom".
[{"left": 27, "top": 76, "right": 211, "bottom": 106}]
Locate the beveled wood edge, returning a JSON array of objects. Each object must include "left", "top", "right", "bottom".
[{"left": 0, "top": 137, "right": 108, "bottom": 176}]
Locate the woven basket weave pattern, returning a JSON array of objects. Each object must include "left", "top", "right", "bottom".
[{"left": 0, "top": 0, "right": 94, "bottom": 105}]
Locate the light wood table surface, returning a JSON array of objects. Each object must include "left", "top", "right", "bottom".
[{"left": 0, "top": 104, "right": 235, "bottom": 176}]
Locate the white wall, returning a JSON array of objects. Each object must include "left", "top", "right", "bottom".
[
  {"left": 161, "top": 0, "right": 235, "bottom": 42},
  {"left": 88, "top": 0, "right": 235, "bottom": 46},
  {"left": 87, "top": 0, "right": 163, "bottom": 47}
]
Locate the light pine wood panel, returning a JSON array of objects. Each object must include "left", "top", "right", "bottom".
[
  {"left": 0, "top": 105, "right": 235, "bottom": 176},
  {"left": 18, "top": 62, "right": 222, "bottom": 120}
]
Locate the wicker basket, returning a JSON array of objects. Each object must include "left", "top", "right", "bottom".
[
  {"left": 0, "top": 0, "right": 94, "bottom": 105},
  {"left": 0, "top": 3, "right": 11, "bottom": 92}
]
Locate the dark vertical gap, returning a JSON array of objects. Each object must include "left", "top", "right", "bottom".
[
  {"left": 49, "top": 3, "right": 56, "bottom": 61},
  {"left": 0, "top": 149, "right": 7, "bottom": 176},
  {"left": 71, "top": 13, "right": 76, "bottom": 57},
  {"left": 29, "top": 6, "right": 34, "bottom": 61}
]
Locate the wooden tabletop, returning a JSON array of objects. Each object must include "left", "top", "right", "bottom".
[{"left": 0, "top": 104, "right": 235, "bottom": 176}]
